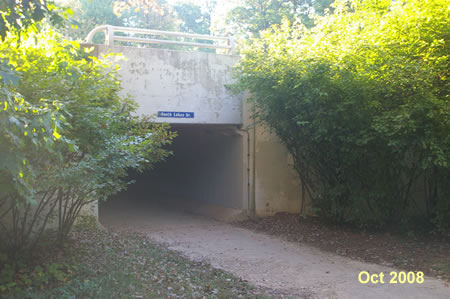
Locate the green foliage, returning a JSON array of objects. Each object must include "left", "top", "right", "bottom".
[
  {"left": 0, "top": 28, "right": 176, "bottom": 252},
  {"left": 236, "top": 0, "right": 449, "bottom": 231},
  {"left": 174, "top": 2, "right": 211, "bottom": 34},
  {"left": 116, "top": 0, "right": 178, "bottom": 32},
  {"left": 0, "top": 63, "right": 65, "bottom": 199},
  {"left": 0, "top": 256, "right": 72, "bottom": 293},
  {"left": 227, "top": 0, "right": 288, "bottom": 36},
  {"left": 172, "top": 1, "right": 217, "bottom": 52},
  {"left": 63, "top": 0, "right": 179, "bottom": 42},
  {"left": 0, "top": 0, "right": 69, "bottom": 40},
  {"left": 60, "top": 0, "right": 219, "bottom": 52},
  {"left": 63, "top": 0, "right": 122, "bottom": 42},
  {"left": 226, "top": 0, "right": 333, "bottom": 37}
]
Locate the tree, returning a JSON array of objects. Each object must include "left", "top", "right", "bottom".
[
  {"left": 226, "top": 0, "right": 333, "bottom": 37},
  {"left": 235, "top": 0, "right": 449, "bottom": 231},
  {"left": 0, "top": 1, "right": 68, "bottom": 200},
  {"left": 0, "top": 0, "right": 68, "bottom": 39},
  {"left": 172, "top": 1, "right": 218, "bottom": 52},
  {"left": 63, "top": 0, "right": 122, "bottom": 42},
  {"left": 0, "top": 27, "right": 176, "bottom": 253},
  {"left": 114, "top": 0, "right": 178, "bottom": 31},
  {"left": 227, "top": 0, "right": 286, "bottom": 36},
  {"left": 173, "top": 2, "right": 211, "bottom": 34},
  {"left": 62, "top": 0, "right": 178, "bottom": 42}
]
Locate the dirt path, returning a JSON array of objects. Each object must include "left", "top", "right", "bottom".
[{"left": 100, "top": 200, "right": 449, "bottom": 298}]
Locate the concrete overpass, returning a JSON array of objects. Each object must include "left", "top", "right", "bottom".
[{"left": 87, "top": 26, "right": 304, "bottom": 219}]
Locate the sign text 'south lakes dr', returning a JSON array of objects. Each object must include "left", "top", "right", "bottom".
[{"left": 158, "top": 111, "right": 195, "bottom": 118}]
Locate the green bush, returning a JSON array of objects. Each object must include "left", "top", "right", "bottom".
[
  {"left": 235, "top": 0, "right": 449, "bottom": 231},
  {"left": 0, "top": 27, "right": 176, "bottom": 253}
]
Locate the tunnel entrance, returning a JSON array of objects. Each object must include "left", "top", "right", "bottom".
[{"left": 100, "top": 124, "right": 245, "bottom": 222}]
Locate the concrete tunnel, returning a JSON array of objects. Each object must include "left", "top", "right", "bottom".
[
  {"left": 93, "top": 43, "right": 303, "bottom": 220},
  {"left": 99, "top": 124, "right": 246, "bottom": 219}
]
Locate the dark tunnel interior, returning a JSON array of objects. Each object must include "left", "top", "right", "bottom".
[{"left": 100, "top": 124, "right": 244, "bottom": 217}]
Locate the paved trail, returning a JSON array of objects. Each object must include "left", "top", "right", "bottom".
[{"left": 100, "top": 200, "right": 449, "bottom": 299}]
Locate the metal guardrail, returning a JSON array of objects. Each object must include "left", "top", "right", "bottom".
[{"left": 86, "top": 25, "right": 235, "bottom": 55}]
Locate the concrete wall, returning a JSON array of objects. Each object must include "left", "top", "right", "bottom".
[
  {"left": 92, "top": 45, "right": 243, "bottom": 125},
  {"left": 253, "top": 128, "right": 303, "bottom": 215},
  {"left": 242, "top": 100, "right": 304, "bottom": 216}
]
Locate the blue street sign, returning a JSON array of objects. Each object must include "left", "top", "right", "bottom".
[{"left": 158, "top": 111, "right": 195, "bottom": 118}]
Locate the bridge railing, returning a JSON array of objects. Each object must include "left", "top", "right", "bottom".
[{"left": 86, "top": 25, "right": 235, "bottom": 55}]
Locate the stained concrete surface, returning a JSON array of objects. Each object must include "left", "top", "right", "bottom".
[
  {"left": 94, "top": 45, "right": 243, "bottom": 125},
  {"left": 100, "top": 198, "right": 449, "bottom": 299}
]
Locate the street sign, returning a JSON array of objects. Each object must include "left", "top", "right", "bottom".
[{"left": 158, "top": 111, "right": 195, "bottom": 118}]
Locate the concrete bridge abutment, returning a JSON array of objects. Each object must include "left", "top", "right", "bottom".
[{"left": 89, "top": 44, "right": 306, "bottom": 219}]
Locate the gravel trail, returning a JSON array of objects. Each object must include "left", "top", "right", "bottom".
[{"left": 100, "top": 200, "right": 449, "bottom": 299}]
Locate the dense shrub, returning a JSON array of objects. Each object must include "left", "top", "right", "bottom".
[
  {"left": 0, "top": 28, "right": 176, "bottom": 253},
  {"left": 235, "top": 0, "right": 449, "bottom": 231}
]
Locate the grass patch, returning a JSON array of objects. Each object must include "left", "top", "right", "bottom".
[{"left": 1, "top": 220, "right": 286, "bottom": 298}]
